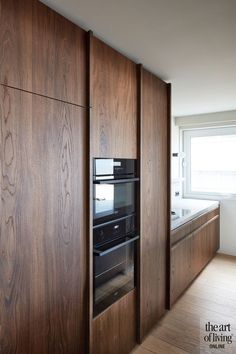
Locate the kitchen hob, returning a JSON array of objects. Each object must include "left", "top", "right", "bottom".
[
  {"left": 171, "top": 208, "right": 192, "bottom": 221},
  {"left": 171, "top": 199, "right": 219, "bottom": 230}
]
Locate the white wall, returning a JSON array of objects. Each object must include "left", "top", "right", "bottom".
[
  {"left": 172, "top": 113, "right": 236, "bottom": 257},
  {"left": 171, "top": 117, "right": 181, "bottom": 200},
  {"left": 175, "top": 110, "right": 236, "bottom": 128},
  {"left": 171, "top": 116, "right": 179, "bottom": 178},
  {"left": 219, "top": 199, "right": 236, "bottom": 256}
]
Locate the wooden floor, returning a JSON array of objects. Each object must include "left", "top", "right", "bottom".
[{"left": 132, "top": 254, "right": 236, "bottom": 354}]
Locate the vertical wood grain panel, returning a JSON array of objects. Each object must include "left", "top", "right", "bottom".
[
  {"left": 211, "top": 214, "right": 220, "bottom": 253},
  {"left": 191, "top": 228, "right": 205, "bottom": 279},
  {"left": 0, "top": 0, "right": 86, "bottom": 106},
  {"left": 140, "top": 69, "right": 169, "bottom": 339},
  {"left": 87, "top": 30, "right": 94, "bottom": 354},
  {"left": 0, "top": 85, "right": 87, "bottom": 354},
  {"left": 170, "top": 235, "right": 192, "bottom": 305},
  {"left": 0, "top": 0, "right": 33, "bottom": 89},
  {"left": 91, "top": 37, "right": 137, "bottom": 158},
  {"left": 32, "top": 0, "right": 86, "bottom": 106},
  {"left": 170, "top": 211, "right": 220, "bottom": 306},
  {"left": 92, "top": 290, "right": 136, "bottom": 354},
  {"left": 166, "top": 83, "right": 171, "bottom": 311},
  {"left": 0, "top": 83, "right": 32, "bottom": 354}
]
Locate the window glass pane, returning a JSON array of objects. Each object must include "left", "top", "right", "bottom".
[{"left": 190, "top": 134, "right": 236, "bottom": 194}]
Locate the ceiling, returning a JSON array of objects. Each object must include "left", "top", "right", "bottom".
[{"left": 41, "top": 0, "right": 236, "bottom": 116}]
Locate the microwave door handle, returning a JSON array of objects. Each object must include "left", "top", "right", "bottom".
[
  {"left": 93, "top": 235, "right": 140, "bottom": 257},
  {"left": 94, "top": 177, "right": 139, "bottom": 184}
]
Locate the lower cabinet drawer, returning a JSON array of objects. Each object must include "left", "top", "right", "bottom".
[{"left": 190, "top": 207, "right": 220, "bottom": 233}]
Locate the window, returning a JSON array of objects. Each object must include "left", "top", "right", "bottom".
[{"left": 183, "top": 126, "right": 236, "bottom": 198}]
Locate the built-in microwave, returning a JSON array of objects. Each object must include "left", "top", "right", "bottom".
[{"left": 93, "top": 158, "right": 139, "bottom": 225}]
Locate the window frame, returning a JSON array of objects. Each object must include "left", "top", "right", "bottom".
[{"left": 182, "top": 126, "right": 236, "bottom": 200}]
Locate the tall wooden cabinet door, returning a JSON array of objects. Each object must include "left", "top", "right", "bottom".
[
  {"left": 140, "top": 69, "right": 170, "bottom": 339},
  {"left": 91, "top": 37, "right": 137, "bottom": 158},
  {"left": 0, "top": 85, "right": 88, "bottom": 354},
  {"left": 0, "top": 0, "right": 32, "bottom": 90},
  {"left": 0, "top": 0, "right": 86, "bottom": 106}
]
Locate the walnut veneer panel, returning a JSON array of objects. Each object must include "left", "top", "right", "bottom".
[
  {"left": 0, "top": 0, "right": 86, "bottom": 106},
  {"left": 0, "top": 85, "right": 88, "bottom": 353},
  {"left": 91, "top": 37, "right": 137, "bottom": 158},
  {"left": 170, "top": 212, "right": 220, "bottom": 306},
  {"left": 92, "top": 290, "right": 136, "bottom": 354},
  {"left": 140, "top": 69, "right": 169, "bottom": 339}
]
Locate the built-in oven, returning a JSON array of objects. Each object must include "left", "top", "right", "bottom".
[
  {"left": 93, "top": 158, "right": 139, "bottom": 317},
  {"left": 93, "top": 215, "right": 138, "bottom": 317},
  {"left": 93, "top": 158, "right": 138, "bottom": 225}
]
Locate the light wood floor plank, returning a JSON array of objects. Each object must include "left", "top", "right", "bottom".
[
  {"left": 132, "top": 345, "right": 155, "bottom": 354},
  {"left": 142, "top": 336, "right": 190, "bottom": 354},
  {"left": 132, "top": 254, "right": 236, "bottom": 354}
]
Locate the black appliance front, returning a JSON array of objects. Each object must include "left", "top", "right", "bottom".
[
  {"left": 93, "top": 158, "right": 139, "bottom": 317},
  {"left": 93, "top": 217, "right": 138, "bottom": 317},
  {"left": 93, "top": 158, "right": 138, "bottom": 225},
  {"left": 93, "top": 180, "right": 137, "bottom": 225},
  {"left": 94, "top": 214, "right": 136, "bottom": 246},
  {"left": 94, "top": 158, "right": 136, "bottom": 179}
]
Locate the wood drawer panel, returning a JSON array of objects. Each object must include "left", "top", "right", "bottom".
[
  {"left": 171, "top": 222, "right": 191, "bottom": 245},
  {"left": 171, "top": 207, "right": 220, "bottom": 245},
  {"left": 170, "top": 211, "right": 220, "bottom": 306},
  {"left": 190, "top": 207, "right": 219, "bottom": 233},
  {"left": 92, "top": 290, "right": 136, "bottom": 354}
]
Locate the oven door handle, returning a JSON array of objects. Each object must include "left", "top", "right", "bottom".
[
  {"left": 93, "top": 235, "right": 140, "bottom": 257},
  {"left": 93, "top": 177, "right": 139, "bottom": 184}
]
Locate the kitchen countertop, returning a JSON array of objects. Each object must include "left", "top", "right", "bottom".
[{"left": 171, "top": 198, "right": 220, "bottom": 230}]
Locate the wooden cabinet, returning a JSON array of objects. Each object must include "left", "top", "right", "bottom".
[
  {"left": 89, "top": 35, "right": 138, "bottom": 354},
  {"left": 191, "top": 227, "right": 206, "bottom": 279},
  {"left": 1, "top": 2, "right": 173, "bottom": 352},
  {"left": 171, "top": 235, "right": 192, "bottom": 304},
  {"left": 0, "top": 0, "right": 86, "bottom": 106},
  {"left": 92, "top": 290, "right": 136, "bottom": 354},
  {"left": 0, "top": 85, "right": 88, "bottom": 354},
  {"left": 91, "top": 37, "right": 137, "bottom": 158},
  {"left": 170, "top": 208, "right": 220, "bottom": 306},
  {"left": 139, "top": 68, "right": 171, "bottom": 340}
]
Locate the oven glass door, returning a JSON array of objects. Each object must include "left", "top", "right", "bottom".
[
  {"left": 93, "top": 181, "right": 135, "bottom": 224},
  {"left": 93, "top": 236, "right": 137, "bottom": 317}
]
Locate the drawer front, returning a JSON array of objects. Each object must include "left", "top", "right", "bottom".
[
  {"left": 170, "top": 210, "right": 220, "bottom": 306},
  {"left": 171, "top": 222, "right": 191, "bottom": 245},
  {"left": 190, "top": 207, "right": 219, "bottom": 233}
]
